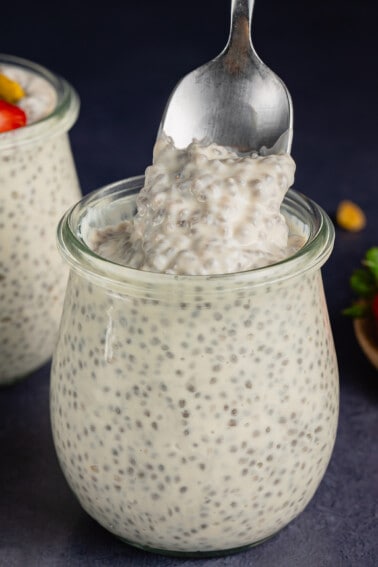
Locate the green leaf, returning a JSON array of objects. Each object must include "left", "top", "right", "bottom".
[
  {"left": 349, "top": 268, "right": 376, "bottom": 296},
  {"left": 342, "top": 302, "right": 370, "bottom": 318},
  {"left": 364, "top": 247, "right": 378, "bottom": 280}
]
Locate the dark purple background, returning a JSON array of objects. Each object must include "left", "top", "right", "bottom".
[{"left": 1, "top": 1, "right": 378, "bottom": 565}]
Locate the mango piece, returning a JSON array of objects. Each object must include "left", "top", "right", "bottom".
[
  {"left": 336, "top": 200, "right": 366, "bottom": 232},
  {"left": 0, "top": 73, "right": 25, "bottom": 104}
]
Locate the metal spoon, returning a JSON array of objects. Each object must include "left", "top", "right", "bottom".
[{"left": 158, "top": 0, "right": 293, "bottom": 154}]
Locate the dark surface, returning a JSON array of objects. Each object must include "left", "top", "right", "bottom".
[{"left": 1, "top": 0, "right": 378, "bottom": 565}]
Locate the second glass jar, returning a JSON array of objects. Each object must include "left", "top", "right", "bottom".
[{"left": 0, "top": 54, "right": 81, "bottom": 384}]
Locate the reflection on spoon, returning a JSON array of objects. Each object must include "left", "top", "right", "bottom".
[{"left": 159, "top": 0, "right": 293, "bottom": 154}]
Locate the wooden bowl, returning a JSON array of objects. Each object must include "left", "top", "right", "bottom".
[{"left": 353, "top": 318, "right": 378, "bottom": 370}]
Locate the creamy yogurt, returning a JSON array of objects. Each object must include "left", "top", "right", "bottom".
[
  {"left": 91, "top": 136, "right": 305, "bottom": 275},
  {"left": 0, "top": 63, "right": 57, "bottom": 124},
  {"left": 0, "top": 55, "right": 81, "bottom": 384}
]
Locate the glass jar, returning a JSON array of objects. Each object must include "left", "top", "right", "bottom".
[
  {"left": 0, "top": 54, "right": 81, "bottom": 385},
  {"left": 50, "top": 176, "right": 339, "bottom": 557}
]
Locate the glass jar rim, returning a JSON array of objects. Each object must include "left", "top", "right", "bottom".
[
  {"left": 57, "top": 175, "right": 335, "bottom": 296},
  {"left": 0, "top": 53, "right": 79, "bottom": 150}
]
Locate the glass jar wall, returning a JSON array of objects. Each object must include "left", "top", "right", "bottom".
[{"left": 50, "top": 177, "right": 338, "bottom": 556}]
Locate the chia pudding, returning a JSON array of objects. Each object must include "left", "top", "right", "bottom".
[
  {"left": 91, "top": 136, "right": 305, "bottom": 274},
  {"left": 50, "top": 172, "right": 339, "bottom": 555},
  {"left": 0, "top": 54, "right": 81, "bottom": 385}
]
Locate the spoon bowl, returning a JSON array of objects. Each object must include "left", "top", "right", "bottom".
[{"left": 159, "top": 0, "right": 293, "bottom": 154}]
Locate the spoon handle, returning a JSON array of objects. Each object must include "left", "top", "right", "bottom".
[{"left": 228, "top": 0, "right": 255, "bottom": 50}]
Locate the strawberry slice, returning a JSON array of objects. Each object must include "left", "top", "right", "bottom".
[
  {"left": 0, "top": 100, "right": 27, "bottom": 133},
  {"left": 372, "top": 294, "right": 378, "bottom": 320}
]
